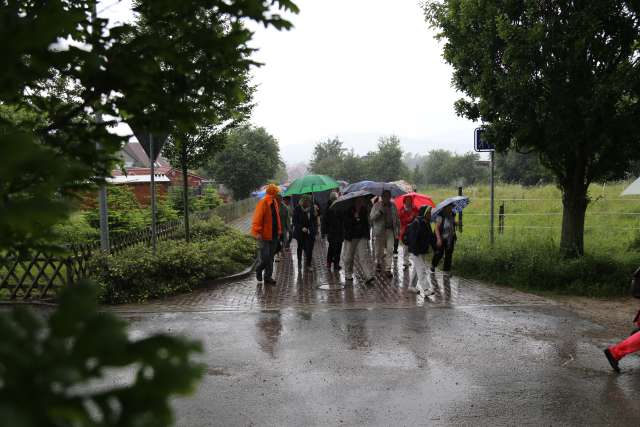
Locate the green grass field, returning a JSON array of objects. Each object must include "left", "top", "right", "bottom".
[{"left": 417, "top": 182, "right": 640, "bottom": 297}]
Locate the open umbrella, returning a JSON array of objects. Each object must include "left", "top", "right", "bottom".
[
  {"left": 283, "top": 174, "right": 339, "bottom": 196},
  {"left": 330, "top": 190, "right": 374, "bottom": 211},
  {"left": 430, "top": 196, "right": 470, "bottom": 222},
  {"left": 622, "top": 177, "right": 640, "bottom": 196},
  {"left": 394, "top": 192, "right": 435, "bottom": 211},
  {"left": 343, "top": 181, "right": 407, "bottom": 197}
]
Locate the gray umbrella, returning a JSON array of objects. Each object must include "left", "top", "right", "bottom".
[{"left": 430, "top": 196, "right": 470, "bottom": 222}]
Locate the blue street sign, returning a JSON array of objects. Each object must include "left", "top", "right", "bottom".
[{"left": 474, "top": 128, "right": 495, "bottom": 152}]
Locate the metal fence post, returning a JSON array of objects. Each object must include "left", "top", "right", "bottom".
[{"left": 458, "top": 186, "right": 463, "bottom": 233}]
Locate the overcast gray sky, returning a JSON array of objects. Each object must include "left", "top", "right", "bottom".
[{"left": 103, "top": 0, "right": 478, "bottom": 165}]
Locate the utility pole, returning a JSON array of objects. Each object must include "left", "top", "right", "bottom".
[
  {"left": 150, "top": 134, "right": 157, "bottom": 255},
  {"left": 93, "top": 0, "right": 109, "bottom": 253},
  {"left": 489, "top": 150, "right": 495, "bottom": 246}
]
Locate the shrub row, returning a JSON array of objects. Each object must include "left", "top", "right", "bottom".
[
  {"left": 90, "top": 224, "right": 256, "bottom": 304},
  {"left": 454, "top": 238, "right": 640, "bottom": 297}
]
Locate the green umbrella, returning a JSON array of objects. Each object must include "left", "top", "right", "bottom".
[{"left": 283, "top": 174, "right": 339, "bottom": 196}]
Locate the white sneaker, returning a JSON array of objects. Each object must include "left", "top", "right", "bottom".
[{"left": 407, "top": 286, "right": 419, "bottom": 293}]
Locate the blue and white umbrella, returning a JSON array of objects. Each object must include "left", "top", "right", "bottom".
[
  {"left": 343, "top": 180, "right": 406, "bottom": 197},
  {"left": 430, "top": 196, "right": 470, "bottom": 221}
]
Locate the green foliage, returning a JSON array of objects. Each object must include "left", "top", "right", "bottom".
[
  {"left": 422, "top": 183, "right": 640, "bottom": 296},
  {"left": 414, "top": 149, "right": 487, "bottom": 187},
  {"left": 0, "top": 0, "right": 298, "bottom": 253},
  {"left": 193, "top": 187, "right": 223, "bottom": 212},
  {"left": 365, "top": 135, "right": 410, "bottom": 183},
  {"left": 207, "top": 126, "right": 283, "bottom": 199},
  {"left": 309, "top": 135, "right": 410, "bottom": 182},
  {"left": 425, "top": 0, "right": 640, "bottom": 256},
  {"left": 51, "top": 213, "right": 100, "bottom": 246},
  {"left": 91, "top": 219, "right": 256, "bottom": 304},
  {"left": 495, "top": 151, "right": 554, "bottom": 186},
  {"left": 170, "top": 186, "right": 223, "bottom": 214},
  {"left": 190, "top": 216, "right": 228, "bottom": 241},
  {"left": 455, "top": 238, "right": 639, "bottom": 297},
  {"left": 0, "top": 282, "right": 204, "bottom": 426},
  {"left": 85, "top": 186, "right": 147, "bottom": 238}
]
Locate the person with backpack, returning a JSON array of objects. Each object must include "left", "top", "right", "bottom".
[
  {"left": 431, "top": 204, "right": 457, "bottom": 276},
  {"left": 405, "top": 205, "right": 436, "bottom": 297}
]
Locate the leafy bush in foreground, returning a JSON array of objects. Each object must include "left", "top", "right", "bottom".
[{"left": 0, "top": 282, "right": 203, "bottom": 426}]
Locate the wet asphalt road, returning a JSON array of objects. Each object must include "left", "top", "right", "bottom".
[{"left": 124, "top": 302, "right": 640, "bottom": 426}]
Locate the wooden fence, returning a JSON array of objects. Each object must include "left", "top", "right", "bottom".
[{"left": 0, "top": 198, "right": 258, "bottom": 301}]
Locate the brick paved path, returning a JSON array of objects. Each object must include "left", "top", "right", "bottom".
[{"left": 110, "top": 214, "right": 550, "bottom": 313}]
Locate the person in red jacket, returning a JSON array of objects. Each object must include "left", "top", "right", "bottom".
[
  {"left": 398, "top": 196, "right": 419, "bottom": 268},
  {"left": 252, "top": 184, "right": 282, "bottom": 285}
]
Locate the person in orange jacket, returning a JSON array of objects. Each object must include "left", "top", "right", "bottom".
[{"left": 252, "top": 184, "right": 282, "bottom": 285}]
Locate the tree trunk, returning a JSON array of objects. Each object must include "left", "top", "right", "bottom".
[
  {"left": 181, "top": 149, "right": 190, "bottom": 242},
  {"left": 559, "top": 175, "right": 588, "bottom": 258}
]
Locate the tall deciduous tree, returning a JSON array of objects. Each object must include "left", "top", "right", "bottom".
[
  {"left": 366, "top": 135, "right": 410, "bottom": 182},
  {"left": 0, "top": 0, "right": 298, "bottom": 251},
  {"left": 207, "top": 126, "right": 283, "bottom": 199},
  {"left": 309, "top": 137, "right": 347, "bottom": 178},
  {"left": 426, "top": 0, "right": 640, "bottom": 256}
]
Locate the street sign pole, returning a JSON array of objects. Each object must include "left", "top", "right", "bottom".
[
  {"left": 150, "top": 134, "right": 157, "bottom": 255},
  {"left": 474, "top": 127, "right": 496, "bottom": 246},
  {"left": 490, "top": 150, "right": 495, "bottom": 246}
]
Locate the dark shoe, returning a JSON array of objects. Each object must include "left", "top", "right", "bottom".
[
  {"left": 264, "top": 277, "right": 276, "bottom": 285},
  {"left": 256, "top": 271, "right": 263, "bottom": 283},
  {"left": 430, "top": 266, "right": 436, "bottom": 273},
  {"left": 365, "top": 277, "right": 375, "bottom": 286},
  {"left": 334, "top": 264, "right": 342, "bottom": 271},
  {"left": 384, "top": 271, "right": 393, "bottom": 279},
  {"left": 604, "top": 349, "right": 620, "bottom": 373},
  {"left": 297, "top": 261, "right": 302, "bottom": 270},
  {"left": 326, "top": 262, "right": 332, "bottom": 269}
]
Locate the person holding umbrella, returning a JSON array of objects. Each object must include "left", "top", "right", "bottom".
[
  {"left": 398, "top": 196, "right": 420, "bottom": 268},
  {"left": 405, "top": 205, "right": 436, "bottom": 297},
  {"left": 431, "top": 204, "right": 457, "bottom": 276},
  {"left": 322, "top": 191, "right": 344, "bottom": 270},
  {"left": 251, "top": 184, "right": 282, "bottom": 285},
  {"left": 342, "top": 195, "right": 375, "bottom": 285},
  {"left": 370, "top": 189, "right": 400, "bottom": 278},
  {"left": 293, "top": 194, "right": 317, "bottom": 271}
]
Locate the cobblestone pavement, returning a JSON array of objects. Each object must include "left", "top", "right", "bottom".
[{"left": 111, "top": 215, "right": 551, "bottom": 314}]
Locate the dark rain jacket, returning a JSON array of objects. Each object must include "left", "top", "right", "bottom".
[
  {"left": 343, "top": 206, "right": 370, "bottom": 241},
  {"left": 322, "top": 207, "right": 344, "bottom": 242},
  {"left": 406, "top": 216, "right": 436, "bottom": 256}
]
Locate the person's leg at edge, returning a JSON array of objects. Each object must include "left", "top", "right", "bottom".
[
  {"left": 443, "top": 241, "right": 455, "bottom": 273},
  {"left": 264, "top": 240, "right": 277, "bottom": 281},
  {"left": 609, "top": 331, "right": 640, "bottom": 361},
  {"left": 384, "top": 232, "right": 394, "bottom": 274},
  {"left": 335, "top": 239, "right": 343, "bottom": 268},
  {"left": 344, "top": 239, "right": 355, "bottom": 280},
  {"left": 355, "top": 238, "right": 375, "bottom": 283}
]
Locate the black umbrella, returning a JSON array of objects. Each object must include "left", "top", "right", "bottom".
[{"left": 329, "top": 190, "right": 374, "bottom": 211}]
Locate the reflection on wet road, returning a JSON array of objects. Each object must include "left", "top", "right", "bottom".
[{"left": 115, "top": 238, "right": 640, "bottom": 425}]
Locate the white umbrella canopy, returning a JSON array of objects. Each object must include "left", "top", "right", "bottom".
[{"left": 621, "top": 177, "right": 640, "bottom": 196}]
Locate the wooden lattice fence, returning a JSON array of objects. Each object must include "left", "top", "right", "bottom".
[{"left": 0, "top": 198, "right": 257, "bottom": 301}]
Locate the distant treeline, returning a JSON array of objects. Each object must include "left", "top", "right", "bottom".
[{"left": 310, "top": 137, "right": 640, "bottom": 187}]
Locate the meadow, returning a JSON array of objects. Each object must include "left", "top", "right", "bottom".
[{"left": 418, "top": 182, "right": 640, "bottom": 297}]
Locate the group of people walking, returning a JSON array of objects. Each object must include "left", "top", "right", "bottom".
[{"left": 251, "top": 184, "right": 458, "bottom": 295}]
